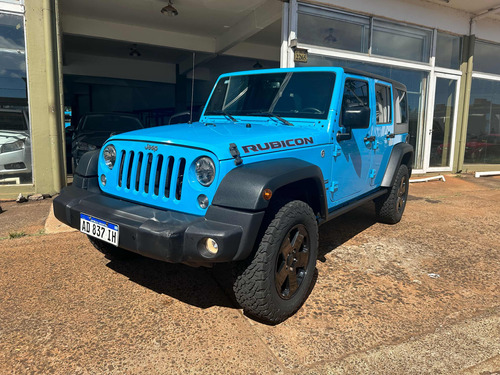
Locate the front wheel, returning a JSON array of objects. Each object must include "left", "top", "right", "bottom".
[
  {"left": 375, "top": 164, "right": 409, "bottom": 224},
  {"left": 233, "top": 200, "right": 318, "bottom": 324}
]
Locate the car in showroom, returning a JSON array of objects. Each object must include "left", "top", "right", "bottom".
[
  {"left": 0, "top": 108, "right": 31, "bottom": 184},
  {"left": 68, "top": 113, "right": 144, "bottom": 172}
]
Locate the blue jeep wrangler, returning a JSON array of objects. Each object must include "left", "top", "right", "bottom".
[{"left": 54, "top": 67, "right": 413, "bottom": 323}]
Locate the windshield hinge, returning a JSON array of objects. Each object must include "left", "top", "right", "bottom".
[{"left": 229, "top": 143, "right": 243, "bottom": 166}]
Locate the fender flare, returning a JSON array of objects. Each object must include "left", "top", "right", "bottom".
[
  {"left": 381, "top": 143, "right": 414, "bottom": 187},
  {"left": 73, "top": 150, "right": 100, "bottom": 191},
  {"left": 212, "top": 158, "right": 328, "bottom": 219}
]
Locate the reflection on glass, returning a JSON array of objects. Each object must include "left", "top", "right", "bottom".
[
  {"left": 0, "top": 12, "right": 31, "bottom": 185},
  {"left": 435, "top": 32, "right": 461, "bottom": 70},
  {"left": 430, "top": 78, "right": 456, "bottom": 168},
  {"left": 466, "top": 78, "right": 500, "bottom": 164},
  {"left": 298, "top": 6, "right": 369, "bottom": 53},
  {"left": 372, "top": 20, "right": 432, "bottom": 63},
  {"left": 474, "top": 40, "right": 500, "bottom": 75},
  {"left": 297, "top": 55, "right": 428, "bottom": 169}
]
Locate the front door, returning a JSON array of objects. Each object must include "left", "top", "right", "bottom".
[
  {"left": 330, "top": 76, "right": 374, "bottom": 205},
  {"left": 424, "top": 74, "right": 460, "bottom": 172}
]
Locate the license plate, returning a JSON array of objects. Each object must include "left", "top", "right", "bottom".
[{"left": 80, "top": 213, "right": 119, "bottom": 246}]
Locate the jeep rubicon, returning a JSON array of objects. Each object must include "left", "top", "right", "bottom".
[{"left": 54, "top": 67, "right": 413, "bottom": 323}]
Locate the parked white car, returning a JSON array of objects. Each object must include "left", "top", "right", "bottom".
[{"left": 0, "top": 109, "right": 32, "bottom": 184}]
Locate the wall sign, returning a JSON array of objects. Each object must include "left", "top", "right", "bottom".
[{"left": 294, "top": 48, "right": 308, "bottom": 63}]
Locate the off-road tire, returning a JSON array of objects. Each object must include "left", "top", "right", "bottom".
[
  {"left": 375, "top": 164, "right": 409, "bottom": 224},
  {"left": 233, "top": 200, "right": 318, "bottom": 324},
  {"left": 87, "top": 236, "right": 136, "bottom": 259}
]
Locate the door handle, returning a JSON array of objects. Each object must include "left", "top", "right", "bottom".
[
  {"left": 364, "top": 136, "right": 375, "bottom": 142},
  {"left": 386, "top": 133, "right": 395, "bottom": 139}
]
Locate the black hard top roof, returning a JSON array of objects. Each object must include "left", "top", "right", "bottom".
[{"left": 343, "top": 67, "right": 407, "bottom": 91}]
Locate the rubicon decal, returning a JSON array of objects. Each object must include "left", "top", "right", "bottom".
[{"left": 242, "top": 137, "right": 313, "bottom": 153}]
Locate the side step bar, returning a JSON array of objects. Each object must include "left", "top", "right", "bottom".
[{"left": 322, "top": 189, "right": 388, "bottom": 224}]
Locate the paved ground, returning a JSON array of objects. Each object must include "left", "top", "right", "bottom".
[{"left": 0, "top": 175, "right": 499, "bottom": 374}]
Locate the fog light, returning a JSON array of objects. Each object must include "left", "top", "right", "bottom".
[
  {"left": 204, "top": 238, "right": 219, "bottom": 254},
  {"left": 100, "top": 174, "right": 107, "bottom": 186},
  {"left": 197, "top": 194, "right": 209, "bottom": 209}
]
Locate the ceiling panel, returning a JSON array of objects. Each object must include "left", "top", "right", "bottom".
[{"left": 60, "top": 0, "right": 271, "bottom": 37}]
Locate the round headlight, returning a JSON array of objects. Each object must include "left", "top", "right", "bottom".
[
  {"left": 103, "top": 144, "right": 116, "bottom": 169},
  {"left": 195, "top": 157, "right": 215, "bottom": 187}
]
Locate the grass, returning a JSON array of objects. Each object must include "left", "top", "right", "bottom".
[
  {"left": 8, "top": 231, "right": 26, "bottom": 239},
  {"left": 0, "top": 229, "right": 46, "bottom": 241}
]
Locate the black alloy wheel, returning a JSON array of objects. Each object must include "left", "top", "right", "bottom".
[{"left": 275, "top": 224, "right": 310, "bottom": 300}]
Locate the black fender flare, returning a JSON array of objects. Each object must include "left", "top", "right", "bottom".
[
  {"left": 381, "top": 143, "right": 414, "bottom": 187},
  {"left": 212, "top": 158, "right": 328, "bottom": 219},
  {"left": 73, "top": 150, "right": 100, "bottom": 191}
]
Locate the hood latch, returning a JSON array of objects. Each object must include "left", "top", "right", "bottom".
[{"left": 229, "top": 143, "right": 243, "bottom": 166}]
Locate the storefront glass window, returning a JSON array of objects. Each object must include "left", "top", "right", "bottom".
[
  {"left": 465, "top": 78, "right": 500, "bottom": 164},
  {"left": 0, "top": 12, "right": 31, "bottom": 185},
  {"left": 372, "top": 20, "right": 432, "bottom": 63},
  {"left": 297, "top": 55, "right": 428, "bottom": 169},
  {"left": 297, "top": 6, "right": 369, "bottom": 53},
  {"left": 435, "top": 32, "right": 461, "bottom": 70},
  {"left": 474, "top": 41, "right": 500, "bottom": 75}
]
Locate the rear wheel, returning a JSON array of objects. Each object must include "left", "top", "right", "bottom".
[
  {"left": 375, "top": 164, "right": 409, "bottom": 224},
  {"left": 233, "top": 200, "right": 318, "bottom": 324}
]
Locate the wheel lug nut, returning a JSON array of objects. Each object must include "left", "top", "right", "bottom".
[{"left": 289, "top": 267, "right": 293, "bottom": 271}]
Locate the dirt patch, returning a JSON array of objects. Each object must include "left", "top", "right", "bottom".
[{"left": 0, "top": 198, "right": 53, "bottom": 238}]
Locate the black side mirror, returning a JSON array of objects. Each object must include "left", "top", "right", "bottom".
[
  {"left": 343, "top": 105, "right": 370, "bottom": 129},
  {"left": 66, "top": 125, "right": 75, "bottom": 132}
]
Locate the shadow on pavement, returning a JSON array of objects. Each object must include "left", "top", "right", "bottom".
[
  {"left": 317, "top": 202, "right": 378, "bottom": 261},
  {"left": 105, "top": 255, "right": 236, "bottom": 309},
  {"left": 104, "top": 202, "right": 377, "bottom": 312}
]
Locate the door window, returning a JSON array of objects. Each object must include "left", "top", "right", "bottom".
[
  {"left": 341, "top": 79, "right": 369, "bottom": 128},
  {"left": 375, "top": 84, "right": 392, "bottom": 124},
  {"left": 395, "top": 89, "right": 408, "bottom": 124}
]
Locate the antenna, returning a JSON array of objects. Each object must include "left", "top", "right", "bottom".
[{"left": 189, "top": 52, "right": 195, "bottom": 124}]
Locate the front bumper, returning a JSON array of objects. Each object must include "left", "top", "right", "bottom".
[
  {"left": 54, "top": 185, "right": 264, "bottom": 264},
  {"left": 0, "top": 149, "right": 29, "bottom": 175}
]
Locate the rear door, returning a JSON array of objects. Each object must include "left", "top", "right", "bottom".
[
  {"left": 369, "top": 81, "right": 395, "bottom": 186},
  {"left": 329, "top": 75, "right": 374, "bottom": 205}
]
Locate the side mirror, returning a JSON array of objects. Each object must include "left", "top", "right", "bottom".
[
  {"left": 343, "top": 105, "right": 370, "bottom": 129},
  {"left": 66, "top": 125, "right": 75, "bottom": 132}
]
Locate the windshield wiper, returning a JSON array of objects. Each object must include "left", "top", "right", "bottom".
[
  {"left": 206, "top": 110, "right": 238, "bottom": 123},
  {"left": 250, "top": 112, "right": 294, "bottom": 126}
]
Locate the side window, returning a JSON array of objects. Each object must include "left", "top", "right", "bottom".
[
  {"left": 375, "top": 84, "right": 392, "bottom": 124},
  {"left": 341, "top": 79, "right": 370, "bottom": 128},
  {"left": 395, "top": 89, "right": 408, "bottom": 124}
]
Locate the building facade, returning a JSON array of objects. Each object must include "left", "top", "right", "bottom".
[{"left": 1, "top": 0, "right": 499, "bottom": 198}]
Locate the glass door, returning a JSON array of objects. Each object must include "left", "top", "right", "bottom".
[{"left": 424, "top": 73, "right": 460, "bottom": 171}]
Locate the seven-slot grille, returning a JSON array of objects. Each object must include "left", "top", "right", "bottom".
[{"left": 116, "top": 149, "right": 186, "bottom": 200}]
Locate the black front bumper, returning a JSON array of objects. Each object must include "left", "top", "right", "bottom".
[{"left": 54, "top": 185, "right": 264, "bottom": 264}]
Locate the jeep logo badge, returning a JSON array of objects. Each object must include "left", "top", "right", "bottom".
[{"left": 145, "top": 144, "right": 158, "bottom": 151}]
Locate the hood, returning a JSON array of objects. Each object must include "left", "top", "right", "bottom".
[
  {"left": 0, "top": 130, "right": 29, "bottom": 145},
  {"left": 73, "top": 131, "right": 114, "bottom": 148},
  {"left": 107, "top": 120, "right": 329, "bottom": 161}
]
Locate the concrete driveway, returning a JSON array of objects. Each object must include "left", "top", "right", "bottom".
[{"left": 0, "top": 175, "right": 499, "bottom": 374}]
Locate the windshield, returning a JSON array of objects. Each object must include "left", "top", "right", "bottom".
[
  {"left": 0, "top": 110, "right": 28, "bottom": 132},
  {"left": 204, "top": 71, "right": 336, "bottom": 120},
  {"left": 80, "top": 114, "right": 143, "bottom": 133}
]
